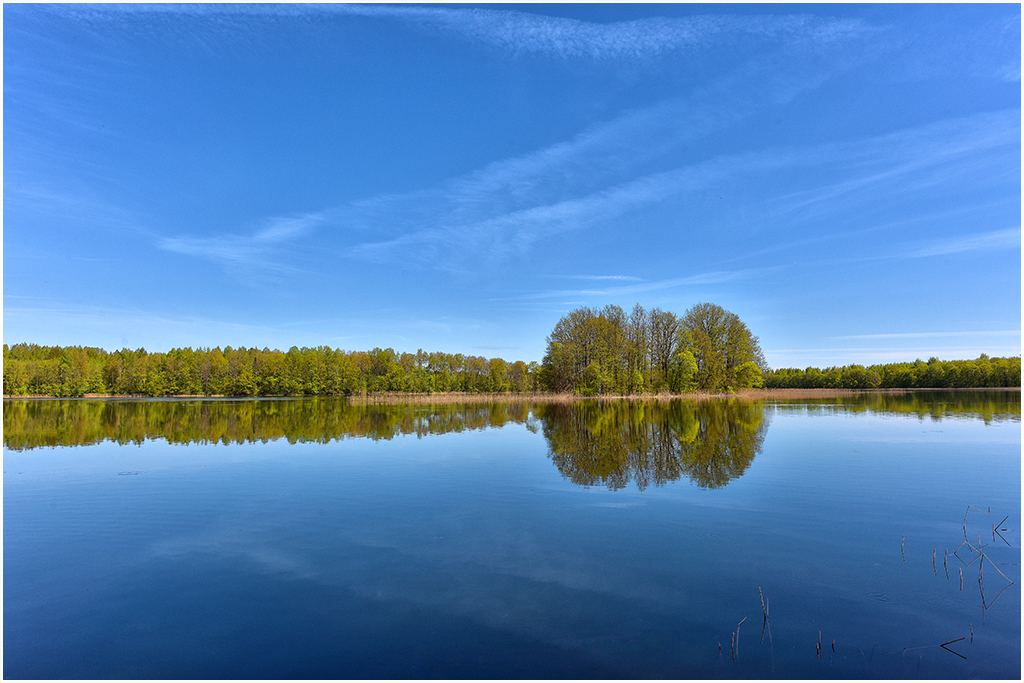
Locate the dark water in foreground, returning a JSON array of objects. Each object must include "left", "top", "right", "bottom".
[{"left": 3, "top": 392, "right": 1020, "bottom": 679}]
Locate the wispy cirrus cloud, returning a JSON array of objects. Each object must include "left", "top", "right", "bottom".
[
  {"left": 159, "top": 212, "right": 324, "bottom": 278},
  {"left": 726, "top": 199, "right": 1019, "bottom": 266},
  {"left": 488, "top": 267, "right": 777, "bottom": 304},
  {"left": 343, "top": 108, "right": 1018, "bottom": 273},
  {"left": 155, "top": 98, "right": 1016, "bottom": 283},
  {"left": 61, "top": 3, "right": 873, "bottom": 61},
  {"left": 123, "top": 6, "right": 1010, "bottom": 285},
  {"left": 96, "top": 5, "right": 879, "bottom": 281},
  {"left": 832, "top": 330, "right": 1020, "bottom": 340},
  {"left": 769, "top": 110, "right": 1020, "bottom": 219},
  {"left": 767, "top": 345, "right": 1022, "bottom": 366},
  {"left": 908, "top": 227, "right": 1020, "bottom": 257},
  {"left": 334, "top": 5, "right": 874, "bottom": 60},
  {"left": 565, "top": 275, "right": 645, "bottom": 282},
  {"left": 343, "top": 148, "right": 779, "bottom": 268},
  {"left": 1, "top": 300, "right": 299, "bottom": 351},
  {"left": 335, "top": 62, "right": 812, "bottom": 251}
]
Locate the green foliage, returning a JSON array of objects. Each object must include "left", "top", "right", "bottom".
[
  {"left": 540, "top": 302, "right": 766, "bottom": 395},
  {"left": 2, "top": 343, "right": 540, "bottom": 397},
  {"left": 667, "top": 349, "right": 698, "bottom": 393},
  {"left": 765, "top": 355, "right": 1021, "bottom": 389},
  {"left": 677, "top": 302, "right": 765, "bottom": 392},
  {"left": 5, "top": 335, "right": 1016, "bottom": 399},
  {"left": 734, "top": 361, "right": 764, "bottom": 389}
]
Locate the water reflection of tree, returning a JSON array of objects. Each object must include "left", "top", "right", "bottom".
[
  {"left": 534, "top": 400, "right": 769, "bottom": 490},
  {"left": 1, "top": 399, "right": 536, "bottom": 451},
  {"left": 768, "top": 390, "right": 1021, "bottom": 425}
]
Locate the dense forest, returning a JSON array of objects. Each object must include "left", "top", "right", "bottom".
[
  {"left": 2, "top": 344, "right": 540, "bottom": 397},
  {"left": 764, "top": 355, "right": 1020, "bottom": 389},
  {"left": 3, "top": 300, "right": 1020, "bottom": 397}
]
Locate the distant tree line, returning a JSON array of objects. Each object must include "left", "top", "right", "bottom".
[
  {"left": 764, "top": 355, "right": 1021, "bottom": 389},
  {"left": 4, "top": 309, "right": 1020, "bottom": 397},
  {"left": 539, "top": 302, "right": 767, "bottom": 395},
  {"left": 2, "top": 343, "right": 541, "bottom": 398}
]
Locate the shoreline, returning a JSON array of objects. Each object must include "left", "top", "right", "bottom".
[{"left": 4, "top": 387, "right": 1019, "bottom": 402}]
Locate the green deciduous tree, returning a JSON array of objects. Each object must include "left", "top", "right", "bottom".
[
  {"left": 541, "top": 302, "right": 766, "bottom": 395},
  {"left": 667, "top": 349, "right": 698, "bottom": 393},
  {"left": 678, "top": 303, "right": 765, "bottom": 392}
]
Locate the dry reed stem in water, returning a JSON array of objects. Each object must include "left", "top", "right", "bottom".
[
  {"left": 940, "top": 637, "right": 967, "bottom": 660},
  {"left": 982, "top": 552, "right": 1016, "bottom": 584},
  {"left": 993, "top": 515, "right": 1010, "bottom": 546}
]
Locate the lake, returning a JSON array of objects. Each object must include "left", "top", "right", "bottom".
[{"left": 3, "top": 392, "right": 1020, "bottom": 679}]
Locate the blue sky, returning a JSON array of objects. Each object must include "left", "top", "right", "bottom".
[{"left": 3, "top": 3, "right": 1020, "bottom": 369}]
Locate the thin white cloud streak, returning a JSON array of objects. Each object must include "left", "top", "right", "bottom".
[
  {"left": 335, "top": 5, "right": 875, "bottom": 60},
  {"left": 564, "top": 275, "right": 644, "bottom": 282},
  {"left": 36, "top": 3, "right": 882, "bottom": 276},
  {"left": 344, "top": 108, "right": 1018, "bottom": 272},
  {"left": 3, "top": 300, "right": 504, "bottom": 353},
  {"left": 102, "top": 6, "right": 881, "bottom": 279},
  {"left": 103, "top": 5, "right": 1009, "bottom": 279},
  {"left": 3, "top": 182, "right": 144, "bottom": 237},
  {"left": 909, "top": 227, "right": 1020, "bottom": 257},
  {"left": 768, "top": 110, "right": 1020, "bottom": 218},
  {"left": 345, "top": 167, "right": 712, "bottom": 265},
  {"left": 487, "top": 267, "right": 779, "bottom": 304},
  {"left": 336, "top": 72, "right": 801, "bottom": 247},
  {"left": 57, "top": 4, "right": 874, "bottom": 61},
  {"left": 2, "top": 303, "right": 295, "bottom": 351},
  {"left": 155, "top": 104, "right": 1015, "bottom": 281},
  {"left": 727, "top": 199, "right": 1019, "bottom": 266},
  {"left": 833, "top": 330, "right": 1020, "bottom": 340},
  {"left": 767, "top": 347, "right": 1022, "bottom": 367},
  {"left": 159, "top": 212, "right": 324, "bottom": 277},
  {"left": 332, "top": 24, "right": 882, "bottom": 252}
]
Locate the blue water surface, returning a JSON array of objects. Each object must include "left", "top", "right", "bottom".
[{"left": 4, "top": 396, "right": 1020, "bottom": 679}]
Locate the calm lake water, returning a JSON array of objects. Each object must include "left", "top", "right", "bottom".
[{"left": 4, "top": 392, "right": 1020, "bottom": 679}]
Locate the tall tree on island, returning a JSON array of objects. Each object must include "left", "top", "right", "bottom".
[
  {"left": 677, "top": 302, "right": 766, "bottom": 392},
  {"left": 540, "top": 302, "right": 767, "bottom": 395}
]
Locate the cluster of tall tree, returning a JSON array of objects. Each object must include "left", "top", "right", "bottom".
[
  {"left": 2, "top": 343, "right": 540, "bottom": 398},
  {"left": 539, "top": 302, "right": 767, "bottom": 395},
  {"left": 765, "top": 355, "right": 1020, "bottom": 390}
]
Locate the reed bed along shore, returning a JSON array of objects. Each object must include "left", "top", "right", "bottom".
[
  {"left": 6, "top": 387, "right": 1017, "bottom": 402},
  {"left": 346, "top": 387, "right": 933, "bottom": 404}
]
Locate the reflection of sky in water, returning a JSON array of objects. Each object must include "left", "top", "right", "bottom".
[{"left": 3, "top": 401, "right": 1020, "bottom": 679}]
